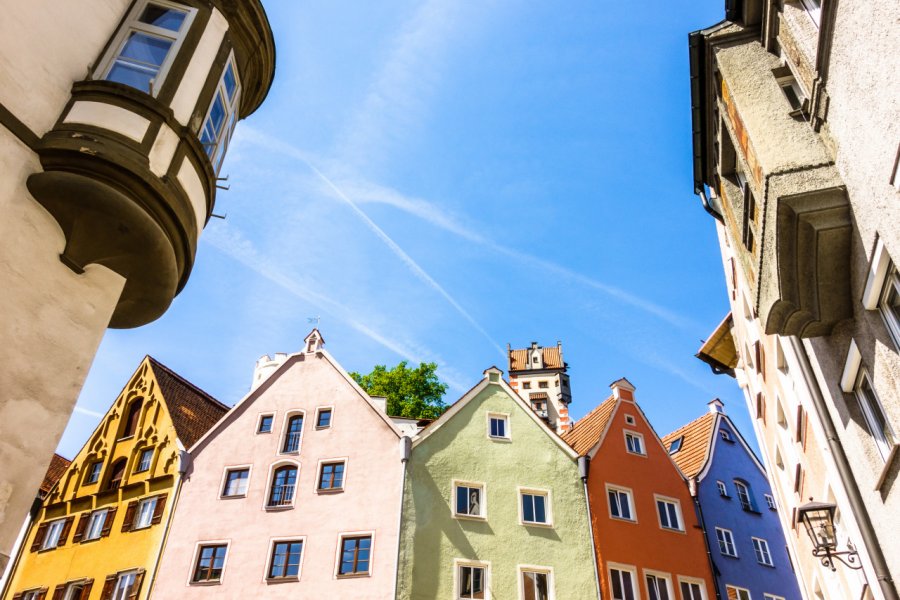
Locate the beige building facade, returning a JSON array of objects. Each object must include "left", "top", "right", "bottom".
[
  {"left": 0, "top": 0, "right": 274, "bottom": 576},
  {"left": 690, "top": 1, "right": 899, "bottom": 599}
]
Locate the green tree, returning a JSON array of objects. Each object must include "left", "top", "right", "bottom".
[{"left": 350, "top": 361, "right": 448, "bottom": 420}]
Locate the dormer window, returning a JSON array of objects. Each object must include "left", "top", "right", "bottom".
[
  {"left": 200, "top": 55, "right": 241, "bottom": 174},
  {"left": 96, "top": 0, "right": 196, "bottom": 95}
]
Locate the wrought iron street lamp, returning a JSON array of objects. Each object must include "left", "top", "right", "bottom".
[{"left": 796, "top": 500, "right": 862, "bottom": 571}]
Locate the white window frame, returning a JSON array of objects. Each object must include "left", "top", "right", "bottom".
[
  {"left": 111, "top": 570, "right": 139, "bottom": 600},
  {"left": 133, "top": 496, "right": 157, "bottom": 530},
  {"left": 775, "top": 72, "right": 807, "bottom": 113},
  {"left": 624, "top": 430, "right": 646, "bottom": 456},
  {"left": 799, "top": 0, "right": 821, "bottom": 26},
  {"left": 84, "top": 508, "right": 109, "bottom": 541},
  {"left": 187, "top": 540, "right": 230, "bottom": 585},
  {"left": 487, "top": 412, "right": 511, "bottom": 441},
  {"left": 606, "top": 484, "right": 636, "bottom": 522},
  {"left": 717, "top": 481, "right": 729, "bottom": 497},
  {"left": 452, "top": 480, "right": 487, "bottom": 520},
  {"left": 852, "top": 366, "right": 897, "bottom": 462},
  {"left": 608, "top": 563, "right": 638, "bottom": 600},
  {"left": 624, "top": 415, "right": 636, "bottom": 425},
  {"left": 454, "top": 558, "right": 490, "bottom": 600},
  {"left": 677, "top": 576, "right": 708, "bottom": 600},
  {"left": 726, "top": 585, "right": 753, "bottom": 600},
  {"left": 257, "top": 412, "right": 276, "bottom": 434},
  {"left": 315, "top": 406, "right": 334, "bottom": 430},
  {"left": 877, "top": 262, "right": 900, "bottom": 350},
  {"left": 764, "top": 594, "right": 787, "bottom": 600},
  {"left": 764, "top": 494, "right": 777, "bottom": 510},
  {"left": 518, "top": 487, "right": 553, "bottom": 527},
  {"left": 734, "top": 481, "right": 754, "bottom": 511},
  {"left": 93, "top": 0, "right": 197, "bottom": 96},
  {"left": 279, "top": 410, "right": 305, "bottom": 455},
  {"left": 63, "top": 583, "right": 86, "bottom": 600},
  {"left": 135, "top": 447, "right": 153, "bottom": 473},
  {"left": 22, "top": 591, "right": 43, "bottom": 600},
  {"left": 643, "top": 569, "right": 674, "bottom": 600},
  {"left": 752, "top": 537, "right": 774, "bottom": 566},
  {"left": 316, "top": 457, "right": 348, "bottom": 493},
  {"left": 654, "top": 495, "right": 684, "bottom": 532},
  {"left": 219, "top": 464, "right": 252, "bottom": 499},
  {"left": 519, "top": 564, "right": 553, "bottom": 600},
  {"left": 264, "top": 535, "right": 306, "bottom": 581},
  {"left": 716, "top": 527, "right": 737, "bottom": 557},
  {"left": 333, "top": 530, "right": 375, "bottom": 578},
  {"left": 199, "top": 52, "right": 241, "bottom": 174},
  {"left": 263, "top": 460, "right": 300, "bottom": 511},
  {"left": 668, "top": 436, "right": 683, "bottom": 454},
  {"left": 42, "top": 518, "right": 66, "bottom": 550}
]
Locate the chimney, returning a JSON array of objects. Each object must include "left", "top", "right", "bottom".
[
  {"left": 610, "top": 378, "right": 636, "bottom": 401},
  {"left": 708, "top": 398, "right": 725, "bottom": 414}
]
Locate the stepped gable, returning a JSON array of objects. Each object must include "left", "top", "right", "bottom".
[
  {"left": 148, "top": 357, "right": 229, "bottom": 448},
  {"left": 661, "top": 412, "right": 716, "bottom": 479},
  {"left": 561, "top": 395, "right": 616, "bottom": 456}
]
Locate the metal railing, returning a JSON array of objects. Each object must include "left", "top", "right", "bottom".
[
  {"left": 282, "top": 432, "right": 301, "bottom": 453},
  {"left": 268, "top": 484, "right": 295, "bottom": 507}
]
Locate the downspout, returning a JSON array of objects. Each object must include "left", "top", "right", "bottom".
[
  {"left": 145, "top": 449, "right": 190, "bottom": 599},
  {"left": 392, "top": 436, "right": 412, "bottom": 600},
  {"left": 698, "top": 187, "right": 725, "bottom": 224},
  {"left": 579, "top": 456, "right": 603, "bottom": 600},
  {"left": 790, "top": 338, "right": 898, "bottom": 600},
  {"left": 689, "top": 477, "right": 723, "bottom": 600}
]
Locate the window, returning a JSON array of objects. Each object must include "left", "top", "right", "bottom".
[
  {"left": 523, "top": 382, "right": 531, "bottom": 389},
  {"left": 522, "top": 570, "right": 549, "bottom": 600},
  {"left": 646, "top": 573, "right": 672, "bottom": 600},
  {"left": 338, "top": 536, "right": 371, "bottom": 576},
  {"left": 538, "top": 381, "right": 548, "bottom": 389},
  {"left": 133, "top": 496, "right": 158, "bottom": 530},
  {"left": 765, "top": 595, "right": 787, "bottom": 600},
  {"left": 110, "top": 571, "right": 140, "bottom": 600},
  {"left": 521, "top": 491, "right": 549, "bottom": 525},
  {"left": 193, "top": 544, "right": 227, "bottom": 583},
  {"left": 855, "top": 369, "right": 896, "bottom": 461},
  {"left": 668, "top": 437, "right": 683, "bottom": 454},
  {"left": 680, "top": 580, "right": 705, "bottom": 600},
  {"left": 42, "top": 519, "right": 66, "bottom": 550},
  {"left": 200, "top": 55, "right": 241, "bottom": 174},
  {"left": 753, "top": 537, "right": 774, "bottom": 566},
  {"left": 62, "top": 583, "right": 85, "bottom": 600},
  {"left": 21, "top": 591, "right": 43, "bottom": 600},
  {"left": 777, "top": 72, "right": 806, "bottom": 112},
  {"left": 316, "top": 408, "right": 333, "bottom": 429},
  {"left": 727, "top": 586, "right": 752, "bottom": 600},
  {"left": 488, "top": 415, "right": 508, "bottom": 439},
  {"left": 624, "top": 415, "right": 636, "bottom": 425},
  {"left": 97, "top": 1, "right": 194, "bottom": 95},
  {"left": 720, "top": 429, "right": 733, "bottom": 442},
  {"left": 85, "top": 461, "right": 103, "bottom": 485},
  {"left": 458, "top": 564, "right": 486, "bottom": 599},
  {"left": 268, "top": 540, "right": 303, "bottom": 579},
  {"left": 135, "top": 448, "right": 153, "bottom": 473},
  {"left": 609, "top": 567, "right": 636, "bottom": 600},
  {"left": 83, "top": 509, "right": 109, "bottom": 541},
  {"left": 879, "top": 263, "right": 900, "bottom": 348},
  {"left": 258, "top": 414, "right": 274, "bottom": 433},
  {"left": 607, "top": 486, "right": 634, "bottom": 521},
  {"left": 716, "top": 527, "right": 737, "bottom": 557},
  {"left": 656, "top": 498, "right": 682, "bottom": 531},
  {"left": 268, "top": 465, "right": 297, "bottom": 507},
  {"left": 318, "top": 461, "right": 345, "bottom": 491},
  {"left": 222, "top": 468, "right": 249, "bottom": 498},
  {"left": 717, "top": 481, "right": 729, "bottom": 497},
  {"left": 799, "top": 0, "right": 821, "bottom": 25},
  {"left": 764, "top": 494, "right": 777, "bottom": 510},
  {"left": 121, "top": 399, "right": 143, "bottom": 439},
  {"left": 735, "top": 481, "right": 755, "bottom": 511},
  {"left": 625, "top": 432, "right": 645, "bottom": 455},
  {"left": 282, "top": 415, "right": 303, "bottom": 453},
  {"left": 454, "top": 483, "right": 484, "bottom": 518}
]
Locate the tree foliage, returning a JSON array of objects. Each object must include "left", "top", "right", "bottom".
[{"left": 350, "top": 361, "right": 448, "bottom": 420}]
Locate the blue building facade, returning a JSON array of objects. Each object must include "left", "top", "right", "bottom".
[{"left": 664, "top": 401, "right": 802, "bottom": 600}]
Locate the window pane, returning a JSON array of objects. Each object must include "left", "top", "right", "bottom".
[
  {"left": 619, "top": 493, "right": 631, "bottom": 520},
  {"left": 523, "top": 495, "right": 534, "bottom": 522},
  {"left": 138, "top": 5, "right": 186, "bottom": 31},
  {"left": 107, "top": 61, "right": 156, "bottom": 93},
  {"left": 457, "top": 486, "right": 468, "bottom": 514},
  {"left": 534, "top": 495, "right": 546, "bottom": 523},
  {"left": 223, "top": 63, "right": 237, "bottom": 100},
  {"left": 317, "top": 410, "right": 332, "bottom": 427},
  {"left": 119, "top": 32, "right": 172, "bottom": 67}
]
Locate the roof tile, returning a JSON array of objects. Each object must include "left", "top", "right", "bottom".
[
  {"left": 661, "top": 412, "right": 716, "bottom": 478},
  {"left": 509, "top": 347, "right": 563, "bottom": 371},
  {"left": 561, "top": 395, "right": 617, "bottom": 456},
  {"left": 40, "top": 453, "right": 70, "bottom": 497},
  {"left": 148, "top": 357, "right": 229, "bottom": 448}
]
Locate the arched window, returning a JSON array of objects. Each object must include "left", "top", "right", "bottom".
[
  {"left": 268, "top": 465, "right": 297, "bottom": 507},
  {"left": 105, "top": 458, "right": 127, "bottom": 491},
  {"left": 282, "top": 414, "right": 303, "bottom": 453},
  {"left": 121, "top": 398, "right": 144, "bottom": 439},
  {"left": 734, "top": 480, "right": 754, "bottom": 511}
]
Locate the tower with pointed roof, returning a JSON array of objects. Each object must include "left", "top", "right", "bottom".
[{"left": 507, "top": 341, "right": 572, "bottom": 434}]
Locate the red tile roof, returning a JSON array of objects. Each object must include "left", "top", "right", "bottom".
[
  {"left": 561, "top": 395, "right": 617, "bottom": 456},
  {"left": 148, "top": 357, "right": 229, "bottom": 448},
  {"left": 508, "top": 347, "right": 563, "bottom": 371},
  {"left": 39, "top": 453, "right": 70, "bottom": 498},
  {"left": 661, "top": 412, "right": 716, "bottom": 479}
]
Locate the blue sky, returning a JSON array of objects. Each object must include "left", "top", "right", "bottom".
[{"left": 57, "top": 0, "right": 752, "bottom": 458}]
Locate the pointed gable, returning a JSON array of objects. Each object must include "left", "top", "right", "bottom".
[
  {"left": 562, "top": 395, "right": 617, "bottom": 456},
  {"left": 147, "top": 357, "right": 229, "bottom": 448},
  {"left": 39, "top": 454, "right": 71, "bottom": 498},
  {"left": 661, "top": 412, "right": 716, "bottom": 479}
]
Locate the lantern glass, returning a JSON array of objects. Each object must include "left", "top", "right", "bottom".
[{"left": 800, "top": 505, "right": 837, "bottom": 551}]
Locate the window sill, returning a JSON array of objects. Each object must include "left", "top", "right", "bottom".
[
  {"left": 190, "top": 580, "right": 222, "bottom": 586},
  {"left": 279, "top": 450, "right": 301, "bottom": 456},
  {"left": 219, "top": 494, "right": 247, "bottom": 500},
  {"left": 316, "top": 488, "right": 344, "bottom": 495},
  {"left": 117, "top": 435, "right": 135, "bottom": 442},
  {"left": 522, "top": 521, "right": 554, "bottom": 529},
  {"left": 265, "top": 505, "right": 294, "bottom": 512},
  {"left": 453, "top": 513, "right": 487, "bottom": 522},
  {"left": 37, "top": 546, "right": 59, "bottom": 553},
  {"left": 875, "top": 444, "right": 899, "bottom": 491},
  {"left": 609, "top": 516, "right": 637, "bottom": 524},
  {"left": 336, "top": 572, "right": 371, "bottom": 579},
  {"left": 488, "top": 436, "right": 511, "bottom": 443},
  {"left": 266, "top": 576, "right": 299, "bottom": 584},
  {"left": 660, "top": 526, "right": 687, "bottom": 535}
]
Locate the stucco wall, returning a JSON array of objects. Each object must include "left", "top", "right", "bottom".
[
  {"left": 700, "top": 416, "right": 802, "bottom": 600},
  {"left": 397, "top": 383, "right": 597, "bottom": 600},
  {"left": 153, "top": 352, "right": 403, "bottom": 598}
]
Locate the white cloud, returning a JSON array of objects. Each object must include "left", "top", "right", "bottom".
[{"left": 73, "top": 405, "right": 104, "bottom": 419}]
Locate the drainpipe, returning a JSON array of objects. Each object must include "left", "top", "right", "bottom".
[
  {"left": 145, "top": 449, "right": 190, "bottom": 599},
  {"left": 790, "top": 338, "right": 898, "bottom": 600},
  {"left": 392, "top": 436, "right": 412, "bottom": 600},
  {"left": 689, "top": 477, "right": 723, "bottom": 600},
  {"left": 578, "top": 456, "right": 603, "bottom": 600},
  {"left": 697, "top": 186, "right": 725, "bottom": 224}
]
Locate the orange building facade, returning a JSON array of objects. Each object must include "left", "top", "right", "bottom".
[{"left": 564, "top": 379, "right": 715, "bottom": 600}]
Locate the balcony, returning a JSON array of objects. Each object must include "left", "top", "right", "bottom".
[
  {"left": 267, "top": 485, "right": 295, "bottom": 508},
  {"left": 282, "top": 432, "right": 302, "bottom": 454}
]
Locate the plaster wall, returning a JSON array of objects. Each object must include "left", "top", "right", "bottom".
[
  {"left": 699, "top": 416, "right": 801, "bottom": 600},
  {"left": 587, "top": 400, "right": 714, "bottom": 600},
  {"left": 170, "top": 9, "right": 228, "bottom": 126},
  {"left": 0, "top": 129, "right": 124, "bottom": 574},
  {"left": 0, "top": 0, "right": 129, "bottom": 136},
  {"left": 153, "top": 352, "right": 403, "bottom": 598},
  {"left": 397, "top": 384, "right": 596, "bottom": 600}
]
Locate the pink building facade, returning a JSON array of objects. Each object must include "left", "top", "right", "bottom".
[{"left": 152, "top": 331, "right": 405, "bottom": 598}]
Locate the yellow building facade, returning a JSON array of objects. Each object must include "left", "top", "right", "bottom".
[{"left": 3, "top": 358, "right": 226, "bottom": 600}]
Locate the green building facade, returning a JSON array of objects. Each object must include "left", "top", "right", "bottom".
[{"left": 396, "top": 367, "right": 599, "bottom": 600}]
